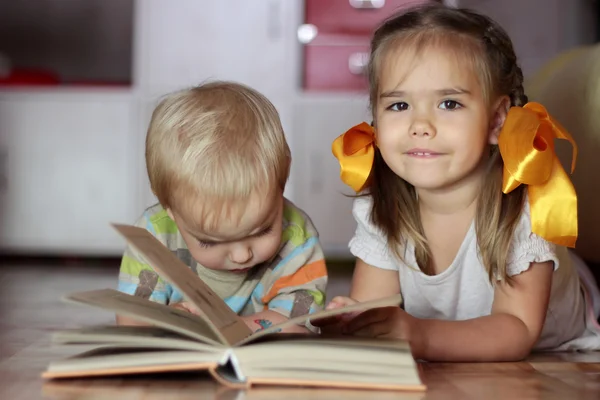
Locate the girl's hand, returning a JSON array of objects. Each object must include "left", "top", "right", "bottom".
[
  {"left": 311, "top": 296, "right": 362, "bottom": 334},
  {"left": 343, "top": 306, "right": 417, "bottom": 340}
]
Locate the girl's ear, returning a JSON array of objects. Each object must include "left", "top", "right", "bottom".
[{"left": 488, "top": 96, "right": 511, "bottom": 145}]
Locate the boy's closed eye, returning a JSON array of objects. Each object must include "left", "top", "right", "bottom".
[{"left": 197, "top": 225, "right": 274, "bottom": 248}]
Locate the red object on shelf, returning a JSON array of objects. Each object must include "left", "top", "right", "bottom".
[
  {"left": 0, "top": 69, "right": 130, "bottom": 88},
  {"left": 0, "top": 69, "right": 61, "bottom": 86},
  {"left": 67, "top": 80, "right": 131, "bottom": 87}
]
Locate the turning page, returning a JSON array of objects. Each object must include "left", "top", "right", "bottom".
[
  {"left": 64, "top": 289, "right": 223, "bottom": 346},
  {"left": 112, "top": 224, "right": 253, "bottom": 345}
]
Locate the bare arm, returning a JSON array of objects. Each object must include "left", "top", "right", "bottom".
[
  {"left": 410, "top": 261, "right": 553, "bottom": 361},
  {"left": 350, "top": 258, "right": 401, "bottom": 301}
]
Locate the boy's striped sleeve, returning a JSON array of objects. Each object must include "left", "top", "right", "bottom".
[
  {"left": 260, "top": 203, "right": 328, "bottom": 324},
  {"left": 116, "top": 213, "right": 175, "bottom": 304}
]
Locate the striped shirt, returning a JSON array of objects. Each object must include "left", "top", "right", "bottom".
[{"left": 117, "top": 198, "right": 328, "bottom": 320}]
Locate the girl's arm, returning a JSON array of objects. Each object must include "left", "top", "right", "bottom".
[
  {"left": 350, "top": 258, "right": 401, "bottom": 301},
  {"left": 411, "top": 261, "right": 553, "bottom": 361},
  {"left": 346, "top": 261, "right": 553, "bottom": 361},
  {"left": 315, "top": 258, "right": 400, "bottom": 330}
]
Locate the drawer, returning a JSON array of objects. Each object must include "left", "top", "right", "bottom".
[
  {"left": 304, "top": 0, "right": 431, "bottom": 36},
  {"left": 304, "top": 44, "right": 370, "bottom": 91}
]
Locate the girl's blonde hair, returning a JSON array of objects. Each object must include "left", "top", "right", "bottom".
[
  {"left": 146, "top": 81, "right": 290, "bottom": 225},
  {"left": 365, "top": 4, "right": 527, "bottom": 283}
]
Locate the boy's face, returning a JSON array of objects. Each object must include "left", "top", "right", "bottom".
[{"left": 167, "top": 191, "right": 284, "bottom": 274}]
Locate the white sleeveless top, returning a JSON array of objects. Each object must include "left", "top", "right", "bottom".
[{"left": 349, "top": 196, "right": 600, "bottom": 351}]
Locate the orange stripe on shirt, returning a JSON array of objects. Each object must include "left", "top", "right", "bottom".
[{"left": 261, "top": 259, "right": 327, "bottom": 304}]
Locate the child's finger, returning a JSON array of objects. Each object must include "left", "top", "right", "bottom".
[
  {"left": 170, "top": 302, "right": 200, "bottom": 315},
  {"left": 326, "top": 296, "right": 356, "bottom": 310}
]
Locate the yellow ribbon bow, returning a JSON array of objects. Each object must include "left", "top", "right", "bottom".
[
  {"left": 499, "top": 102, "right": 578, "bottom": 248},
  {"left": 331, "top": 122, "right": 375, "bottom": 192}
]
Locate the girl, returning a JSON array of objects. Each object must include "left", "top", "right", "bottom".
[{"left": 320, "top": 3, "right": 600, "bottom": 361}]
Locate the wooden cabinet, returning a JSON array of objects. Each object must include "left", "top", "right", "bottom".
[
  {"left": 304, "top": 43, "right": 371, "bottom": 92},
  {"left": 304, "top": 0, "right": 416, "bottom": 35},
  {"left": 301, "top": 0, "right": 432, "bottom": 91}
]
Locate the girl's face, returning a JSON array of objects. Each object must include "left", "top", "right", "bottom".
[{"left": 374, "top": 44, "right": 507, "bottom": 195}]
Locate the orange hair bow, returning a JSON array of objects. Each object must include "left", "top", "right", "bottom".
[
  {"left": 331, "top": 122, "right": 376, "bottom": 192},
  {"left": 499, "top": 102, "right": 578, "bottom": 248}
]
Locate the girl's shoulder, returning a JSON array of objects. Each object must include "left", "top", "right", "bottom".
[
  {"left": 506, "top": 199, "right": 560, "bottom": 276},
  {"left": 349, "top": 195, "right": 400, "bottom": 270},
  {"left": 351, "top": 195, "right": 374, "bottom": 223},
  {"left": 351, "top": 195, "right": 385, "bottom": 237}
]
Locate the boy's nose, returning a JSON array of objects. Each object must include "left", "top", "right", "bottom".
[{"left": 229, "top": 245, "right": 253, "bottom": 265}]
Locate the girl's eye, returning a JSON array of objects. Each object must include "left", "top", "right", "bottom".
[
  {"left": 439, "top": 100, "right": 462, "bottom": 110},
  {"left": 388, "top": 102, "right": 409, "bottom": 111}
]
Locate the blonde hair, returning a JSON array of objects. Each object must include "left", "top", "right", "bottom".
[
  {"left": 146, "top": 81, "right": 290, "bottom": 220},
  {"left": 365, "top": 4, "right": 527, "bottom": 284}
]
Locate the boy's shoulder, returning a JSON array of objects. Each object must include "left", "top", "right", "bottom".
[
  {"left": 134, "top": 203, "right": 183, "bottom": 249},
  {"left": 282, "top": 197, "right": 319, "bottom": 246}
]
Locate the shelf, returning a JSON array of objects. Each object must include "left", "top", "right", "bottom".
[{"left": 0, "top": 0, "right": 134, "bottom": 86}]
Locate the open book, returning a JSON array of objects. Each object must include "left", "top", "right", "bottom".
[{"left": 42, "top": 224, "right": 425, "bottom": 391}]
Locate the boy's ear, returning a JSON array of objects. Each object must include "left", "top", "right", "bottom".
[{"left": 488, "top": 96, "right": 511, "bottom": 145}]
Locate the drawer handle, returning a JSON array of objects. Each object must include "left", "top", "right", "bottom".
[
  {"left": 348, "top": 52, "right": 370, "bottom": 75},
  {"left": 297, "top": 24, "right": 318, "bottom": 44},
  {"left": 349, "top": 0, "right": 385, "bottom": 9}
]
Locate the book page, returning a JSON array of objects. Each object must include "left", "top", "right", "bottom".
[
  {"left": 112, "top": 224, "right": 253, "bottom": 346},
  {"left": 64, "top": 289, "right": 223, "bottom": 346},
  {"left": 239, "top": 294, "right": 403, "bottom": 345},
  {"left": 53, "top": 326, "right": 218, "bottom": 352},
  {"left": 43, "top": 347, "right": 227, "bottom": 379}
]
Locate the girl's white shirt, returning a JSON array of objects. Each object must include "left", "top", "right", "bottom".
[{"left": 349, "top": 195, "right": 600, "bottom": 351}]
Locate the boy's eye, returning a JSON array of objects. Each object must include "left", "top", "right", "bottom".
[
  {"left": 439, "top": 100, "right": 462, "bottom": 110},
  {"left": 388, "top": 102, "right": 409, "bottom": 111},
  {"left": 256, "top": 226, "right": 273, "bottom": 237},
  {"left": 198, "top": 240, "right": 216, "bottom": 249}
]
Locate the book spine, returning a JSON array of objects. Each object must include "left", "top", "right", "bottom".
[{"left": 225, "top": 349, "right": 246, "bottom": 382}]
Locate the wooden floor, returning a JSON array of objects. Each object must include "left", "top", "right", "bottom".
[{"left": 2, "top": 259, "right": 600, "bottom": 400}]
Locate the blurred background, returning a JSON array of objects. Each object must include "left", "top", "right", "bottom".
[{"left": 0, "top": 0, "right": 597, "bottom": 270}]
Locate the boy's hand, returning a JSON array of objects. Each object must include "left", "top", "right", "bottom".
[{"left": 170, "top": 301, "right": 201, "bottom": 315}]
